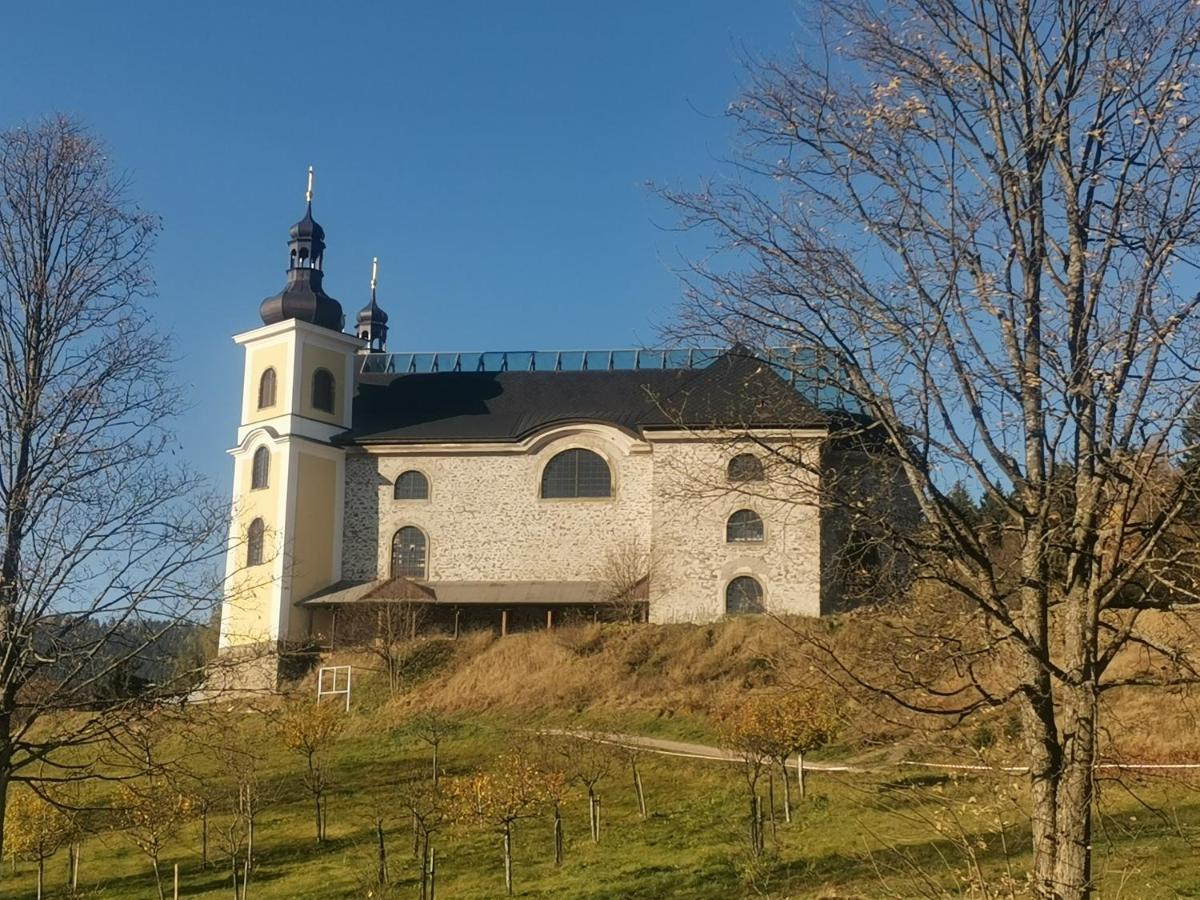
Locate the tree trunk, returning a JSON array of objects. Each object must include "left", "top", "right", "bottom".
[
  {"left": 633, "top": 762, "right": 647, "bottom": 818},
  {"left": 553, "top": 804, "right": 564, "bottom": 866},
  {"left": 588, "top": 788, "right": 596, "bottom": 842},
  {"left": 1051, "top": 601, "right": 1100, "bottom": 899},
  {"left": 231, "top": 852, "right": 239, "bottom": 900},
  {"left": 152, "top": 857, "right": 166, "bottom": 900},
  {"left": 797, "top": 752, "right": 805, "bottom": 801},
  {"left": 427, "top": 845, "right": 436, "bottom": 900},
  {"left": 376, "top": 817, "right": 388, "bottom": 885},
  {"left": 748, "top": 796, "right": 759, "bottom": 858},
  {"left": 314, "top": 793, "right": 323, "bottom": 844},
  {"left": 780, "top": 760, "right": 792, "bottom": 823},
  {"left": 202, "top": 806, "right": 209, "bottom": 868},
  {"left": 36, "top": 855, "right": 44, "bottom": 900},
  {"left": 503, "top": 822, "right": 513, "bottom": 896},
  {"left": 594, "top": 795, "right": 601, "bottom": 843},
  {"left": 768, "top": 771, "right": 777, "bottom": 840},
  {"left": 0, "top": 747, "right": 10, "bottom": 863},
  {"left": 432, "top": 742, "right": 438, "bottom": 787},
  {"left": 419, "top": 834, "right": 429, "bottom": 900}
]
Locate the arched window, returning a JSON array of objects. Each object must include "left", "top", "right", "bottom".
[
  {"left": 246, "top": 518, "right": 265, "bottom": 567},
  {"left": 251, "top": 446, "right": 270, "bottom": 490},
  {"left": 726, "top": 509, "right": 764, "bottom": 543},
  {"left": 258, "top": 368, "right": 277, "bottom": 409},
  {"left": 312, "top": 368, "right": 335, "bottom": 413},
  {"left": 541, "top": 449, "right": 612, "bottom": 498},
  {"left": 725, "top": 576, "right": 765, "bottom": 615},
  {"left": 394, "top": 470, "right": 430, "bottom": 500},
  {"left": 728, "top": 453, "right": 764, "bottom": 482},
  {"left": 391, "top": 526, "right": 427, "bottom": 578}
]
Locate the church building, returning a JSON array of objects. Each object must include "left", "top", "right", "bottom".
[{"left": 218, "top": 177, "right": 865, "bottom": 669}]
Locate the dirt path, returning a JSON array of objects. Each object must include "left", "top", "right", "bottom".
[{"left": 549, "top": 729, "right": 861, "bottom": 772}]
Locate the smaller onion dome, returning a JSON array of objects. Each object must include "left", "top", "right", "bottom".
[{"left": 356, "top": 257, "right": 389, "bottom": 351}]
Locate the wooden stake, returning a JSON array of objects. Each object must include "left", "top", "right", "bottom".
[
  {"left": 500, "top": 609, "right": 508, "bottom": 637},
  {"left": 173, "top": 862, "right": 179, "bottom": 900}
]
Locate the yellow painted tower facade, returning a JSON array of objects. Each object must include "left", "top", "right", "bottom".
[{"left": 218, "top": 175, "right": 365, "bottom": 677}]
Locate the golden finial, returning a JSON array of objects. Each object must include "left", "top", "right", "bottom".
[
  {"left": 305, "top": 166, "right": 314, "bottom": 204},
  {"left": 370, "top": 256, "right": 378, "bottom": 292}
]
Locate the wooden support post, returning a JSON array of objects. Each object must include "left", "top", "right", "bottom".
[
  {"left": 173, "top": 862, "right": 179, "bottom": 900},
  {"left": 453, "top": 608, "right": 460, "bottom": 640},
  {"left": 500, "top": 609, "right": 508, "bottom": 637},
  {"left": 546, "top": 608, "right": 553, "bottom": 630}
]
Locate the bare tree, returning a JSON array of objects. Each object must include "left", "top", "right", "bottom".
[
  {"left": 546, "top": 733, "right": 614, "bottom": 843},
  {"left": 664, "top": 1, "right": 1200, "bottom": 895},
  {"left": 594, "top": 540, "right": 658, "bottom": 624},
  {"left": 335, "top": 601, "right": 428, "bottom": 695},
  {"left": 403, "top": 710, "right": 461, "bottom": 788},
  {"left": 0, "top": 116, "right": 235, "bottom": 861}
]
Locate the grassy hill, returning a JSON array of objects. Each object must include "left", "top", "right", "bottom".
[{"left": 3, "top": 619, "right": 1200, "bottom": 899}]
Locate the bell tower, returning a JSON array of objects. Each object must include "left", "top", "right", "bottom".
[{"left": 219, "top": 170, "right": 363, "bottom": 681}]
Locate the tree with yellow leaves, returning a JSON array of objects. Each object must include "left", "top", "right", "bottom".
[
  {"left": 277, "top": 699, "right": 345, "bottom": 844},
  {"left": 4, "top": 789, "right": 73, "bottom": 900},
  {"left": 450, "top": 749, "right": 564, "bottom": 896},
  {"left": 721, "top": 690, "right": 838, "bottom": 849},
  {"left": 118, "top": 783, "right": 193, "bottom": 900}
]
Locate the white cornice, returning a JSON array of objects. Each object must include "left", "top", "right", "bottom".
[
  {"left": 233, "top": 318, "right": 365, "bottom": 352},
  {"left": 351, "top": 422, "right": 653, "bottom": 457}
]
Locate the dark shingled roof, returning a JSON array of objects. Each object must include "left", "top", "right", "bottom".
[{"left": 336, "top": 351, "right": 828, "bottom": 444}]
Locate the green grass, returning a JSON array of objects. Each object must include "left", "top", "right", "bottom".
[{"left": 5, "top": 701, "right": 1200, "bottom": 899}]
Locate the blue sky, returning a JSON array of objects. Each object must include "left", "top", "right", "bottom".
[{"left": 5, "top": 1, "right": 803, "bottom": 491}]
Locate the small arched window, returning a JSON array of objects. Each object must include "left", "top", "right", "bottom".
[
  {"left": 251, "top": 446, "right": 270, "bottom": 490},
  {"left": 541, "top": 449, "right": 612, "bottom": 498},
  {"left": 394, "top": 470, "right": 430, "bottom": 500},
  {"left": 391, "top": 527, "right": 427, "bottom": 578},
  {"left": 726, "top": 509, "right": 764, "bottom": 543},
  {"left": 725, "top": 576, "right": 764, "bottom": 615},
  {"left": 312, "top": 368, "right": 335, "bottom": 413},
  {"left": 258, "top": 368, "right": 277, "bottom": 409},
  {"left": 246, "top": 518, "right": 265, "bottom": 567},
  {"left": 728, "top": 453, "right": 764, "bottom": 482}
]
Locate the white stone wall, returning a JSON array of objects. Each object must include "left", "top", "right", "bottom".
[
  {"left": 647, "top": 437, "right": 824, "bottom": 622},
  {"left": 339, "top": 426, "right": 826, "bottom": 623},
  {"left": 342, "top": 425, "right": 654, "bottom": 584}
]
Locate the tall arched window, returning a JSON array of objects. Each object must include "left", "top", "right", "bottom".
[
  {"left": 394, "top": 470, "right": 430, "bottom": 500},
  {"left": 727, "top": 453, "right": 764, "bottom": 482},
  {"left": 312, "top": 368, "right": 335, "bottom": 413},
  {"left": 725, "top": 576, "right": 764, "bottom": 615},
  {"left": 246, "top": 518, "right": 265, "bottom": 567},
  {"left": 251, "top": 446, "right": 270, "bottom": 490},
  {"left": 391, "top": 526, "right": 427, "bottom": 578},
  {"left": 258, "top": 368, "right": 277, "bottom": 409},
  {"left": 540, "top": 449, "right": 612, "bottom": 498},
  {"left": 726, "top": 509, "right": 764, "bottom": 542}
]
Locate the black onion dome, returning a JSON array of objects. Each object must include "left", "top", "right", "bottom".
[
  {"left": 357, "top": 293, "right": 389, "bottom": 327},
  {"left": 290, "top": 202, "right": 325, "bottom": 242},
  {"left": 260, "top": 201, "right": 344, "bottom": 331},
  {"left": 259, "top": 278, "right": 344, "bottom": 331}
]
